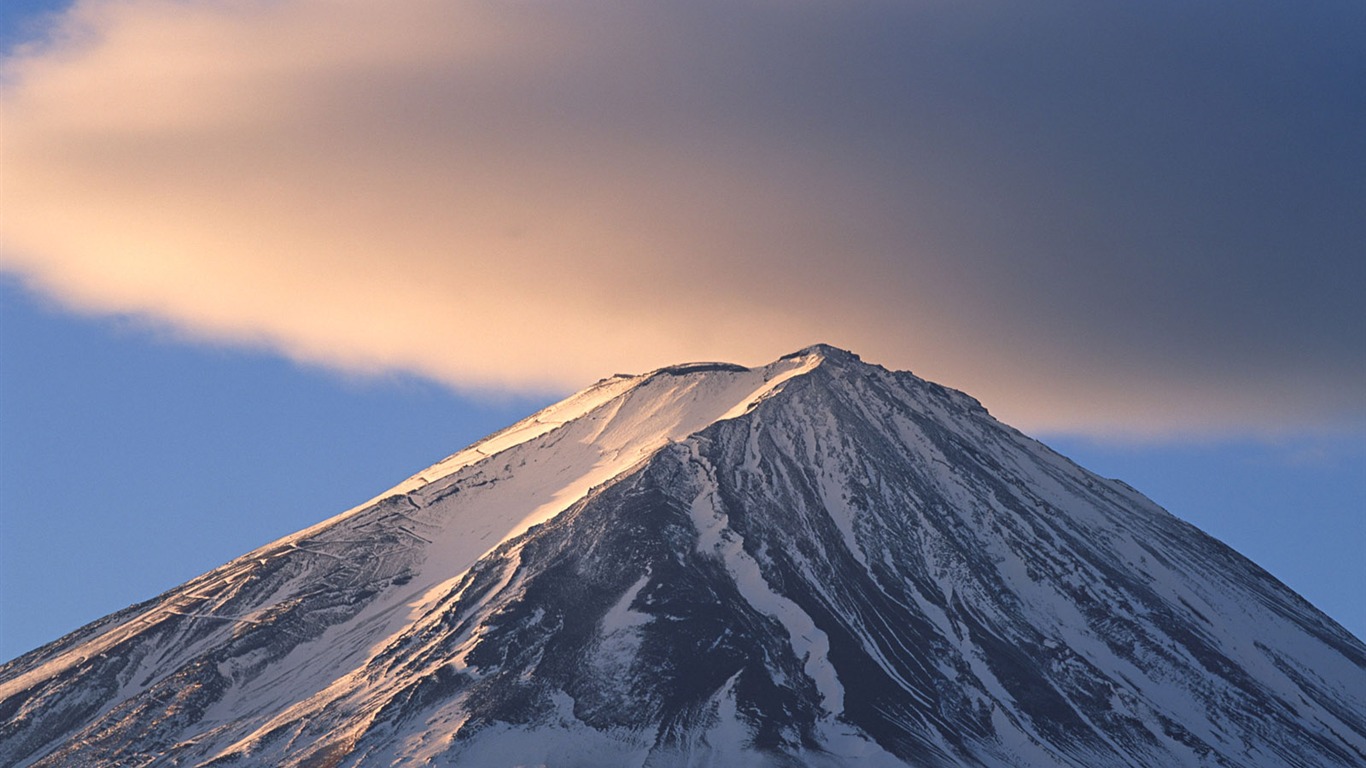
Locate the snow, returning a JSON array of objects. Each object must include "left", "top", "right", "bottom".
[
  {"left": 600, "top": 573, "right": 652, "bottom": 634},
  {"left": 688, "top": 446, "right": 845, "bottom": 718},
  {"left": 419, "top": 718, "right": 654, "bottom": 768},
  {"left": 48, "top": 350, "right": 832, "bottom": 765},
  {"left": 7, "top": 345, "right": 1365, "bottom": 768},
  {"left": 162, "top": 352, "right": 838, "bottom": 764}
]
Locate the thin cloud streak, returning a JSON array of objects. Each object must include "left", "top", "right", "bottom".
[{"left": 3, "top": 0, "right": 1363, "bottom": 436}]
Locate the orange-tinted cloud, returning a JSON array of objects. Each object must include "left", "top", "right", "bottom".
[{"left": 4, "top": 0, "right": 1363, "bottom": 436}]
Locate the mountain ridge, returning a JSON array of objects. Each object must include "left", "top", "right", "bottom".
[{"left": 3, "top": 345, "right": 1362, "bottom": 767}]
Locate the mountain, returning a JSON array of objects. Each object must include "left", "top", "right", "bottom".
[{"left": 2, "top": 345, "right": 1363, "bottom": 767}]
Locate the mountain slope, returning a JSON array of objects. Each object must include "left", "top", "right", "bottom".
[{"left": 3, "top": 345, "right": 1363, "bottom": 767}]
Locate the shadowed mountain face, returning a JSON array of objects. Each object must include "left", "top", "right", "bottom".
[{"left": 3, "top": 346, "right": 1363, "bottom": 767}]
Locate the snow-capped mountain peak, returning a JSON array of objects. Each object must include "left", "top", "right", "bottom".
[{"left": 3, "top": 346, "right": 1362, "bottom": 767}]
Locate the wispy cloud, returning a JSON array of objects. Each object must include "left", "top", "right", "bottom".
[{"left": 4, "top": 0, "right": 1363, "bottom": 435}]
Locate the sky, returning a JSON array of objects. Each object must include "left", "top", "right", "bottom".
[{"left": 1, "top": 1, "right": 1363, "bottom": 660}]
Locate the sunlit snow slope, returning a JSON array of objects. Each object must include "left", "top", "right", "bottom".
[{"left": 2, "top": 346, "right": 1363, "bottom": 767}]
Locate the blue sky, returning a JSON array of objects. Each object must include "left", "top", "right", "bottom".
[
  {"left": 0, "top": 281, "right": 549, "bottom": 659},
  {"left": 2, "top": 0, "right": 1363, "bottom": 660}
]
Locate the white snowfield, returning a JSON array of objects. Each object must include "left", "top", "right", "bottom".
[{"left": 2, "top": 345, "right": 1363, "bottom": 768}]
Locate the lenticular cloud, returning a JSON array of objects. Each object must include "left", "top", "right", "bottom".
[{"left": 3, "top": 0, "right": 1362, "bottom": 435}]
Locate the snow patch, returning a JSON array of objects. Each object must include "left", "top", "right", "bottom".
[{"left": 687, "top": 448, "right": 845, "bottom": 717}]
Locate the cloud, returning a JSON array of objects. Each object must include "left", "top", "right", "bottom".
[{"left": 3, "top": 0, "right": 1363, "bottom": 436}]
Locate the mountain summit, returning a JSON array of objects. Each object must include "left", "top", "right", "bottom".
[{"left": 3, "top": 346, "right": 1363, "bottom": 767}]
